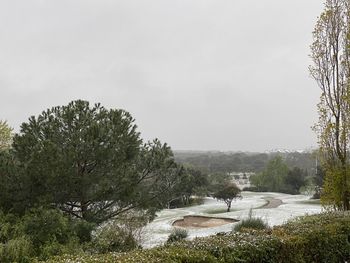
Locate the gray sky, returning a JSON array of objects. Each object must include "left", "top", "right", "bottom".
[{"left": 1, "top": 0, "right": 325, "bottom": 152}]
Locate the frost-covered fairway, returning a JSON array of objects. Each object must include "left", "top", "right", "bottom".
[{"left": 142, "top": 192, "right": 322, "bottom": 248}]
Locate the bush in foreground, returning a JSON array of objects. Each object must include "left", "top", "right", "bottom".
[
  {"left": 91, "top": 221, "right": 139, "bottom": 254},
  {"left": 166, "top": 228, "right": 188, "bottom": 244},
  {"left": 43, "top": 212, "right": 350, "bottom": 263},
  {"left": 0, "top": 208, "right": 85, "bottom": 262},
  {"left": 233, "top": 209, "right": 268, "bottom": 232},
  {"left": 233, "top": 217, "right": 268, "bottom": 232}
]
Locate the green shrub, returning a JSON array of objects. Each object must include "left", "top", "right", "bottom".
[
  {"left": 272, "top": 212, "right": 350, "bottom": 262},
  {"left": 71, "top": 220, "right": 95, "bottom": 243},
  {"left": 0, "top": 211, "right": 23, "bottom": 242},
  {"left": 0, "top": 208, "right": 85, "bottom": 261},
  {"left": 233, "top": 208, "right": 268, "bottom": 232},
  {"left": 233, "top": 217, "right": 268, "bottom": 232},
  {"left": 21, "top": 207, "right": 82, "bottom": 259},
  {"left": 167, "top": 227, "right": 188, "bottom": 243},
  {"left": 0, "top": 236, "right": 33, "bottom": 263},
  {"left": 173, "top": 231, "right": 282, "bottom": 262},
  {"left": 44, "top": 247, "right": 218, "bottom": 263},
  {"left": 91, "top": 221, "right": 139, "bottom": 253},
  {"left": 22, "top": 208, "right": 73, "bottom": 247}
]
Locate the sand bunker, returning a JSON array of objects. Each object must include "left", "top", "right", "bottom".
[{"left": 173, "top": 215, "right": 238, "bottom": 229}]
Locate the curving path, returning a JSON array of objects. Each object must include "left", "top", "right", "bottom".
[{"left": 261, "top": 198, "right": 283, "bottom": 209}]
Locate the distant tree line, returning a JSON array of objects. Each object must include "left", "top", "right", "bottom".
[
  {"left": 175, "top": 151, "right": 317, "bottom": 175},
  {"left": 176, "top": 152, "right": 323, "bottom": 196}
]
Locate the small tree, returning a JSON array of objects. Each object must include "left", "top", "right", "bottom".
[
  {"left": 213, "top": 183, "right": 242, "bottom": 212},
  {"left": 310, "top": 0, "right": 350, "bottom": 210}
]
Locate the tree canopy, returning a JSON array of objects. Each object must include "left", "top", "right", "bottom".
[
  {"left": 250, "top": 156, "right": 288, "bottom": 193},
  {"left": 250, "top": 156, "right": 308, "bottom": 194},
  {"left": 9, "top": 100, "right": 183, "bottom": 223},
  {"left": 213, "top": 183, "right": 242, "bottom": 212}
]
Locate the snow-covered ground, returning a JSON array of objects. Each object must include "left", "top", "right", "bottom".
[{"left": 142, "top": 192, "right": 322, "bottom": 248}]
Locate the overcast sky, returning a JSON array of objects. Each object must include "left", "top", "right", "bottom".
[{"left": 1, "top": 0, "right": 325, "bottom": 152}]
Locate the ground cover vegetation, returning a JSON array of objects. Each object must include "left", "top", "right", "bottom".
[{"left": 43, "top": 212, "right": 350, "bottom": 263}]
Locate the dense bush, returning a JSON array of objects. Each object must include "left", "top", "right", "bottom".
[
  {"left": 0, "top": 208, "right": 87, "bottom": 262},
  {"left": 233, "top": 217, "right": 268, "bottom": 232},
  {"left": 91, "top": 220, "right": 140, "bottom": 253},
  {"left": 0, "top": 236, "right": 33, "bottom": 263},
  {"left": 43, "top": 212, "right": 350, "bottom": 263},
  {"left": 43, "top": 247, "right": 219, "bottom": 263},
  {"left": 167, "top": 228, "right": 188, "bottom": 243}
]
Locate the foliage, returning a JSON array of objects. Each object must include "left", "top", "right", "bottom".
[
  {"left": 310, "top": 0, "right": 350, "bottom": 210},
  {"left": 0, "top": 208, "right": 85, "bottom": 262},
  {"left": 233, "top": 209, "right": 268, "bottom": 232},
  {"left": 0, "top": 236, "right": 33, "bottom": 263},
  {"left": 0, "top": 151, "right": 28, "bottom": 214},
  {"left": 42, "top": 247, "right": 219, "bottom": 263},
  {"left": 250, "top": 156, "right": 288, "bottom": 192},
  {"left": 321, "top": 167, "right": 348, "bottom": 208},
  {"left": 42, "top": 212, "right": 350, "bottom": 263},
  {"left": 272, "top": 212, "right": 350, "bottom": 262},
  {"left": 234, "top": 217, "right": 268, "bottom": 232},
  {"left": 284, "top": 167, "right": 307, "bottom": 194},
  {"left": 168, "top": 197, "right": 204, "bottom": 209},
  {"left": 250, "top": 156, "right": 308, "bottom": 194},
  {"left": 168, "top": 167, "right": 209, "bottom": 208},
  {"left": 175, "top": 151, "right": 316, "bottom": 174},
  {"left": 312, "top": 165, "right": 325, "bottom": 199},
  {"left": 0, "top": 121, "right": 13, "bottom": 151},
  {"left": 90, "top": 211, "right": 148, "bottom": 253},
  {"left": 207, "top": 172, "right": 231, "bottom": 193},
  {"left": 213, "top": 183, "right": 242, "bottom": 212},
  {"left": 314, "top": 165, "right": 325, "bottom": 188},
  {"left": 10, "top": 100, "right": 183, "bottom": 223},
  {"left": 166, "top": 228, "right": 188, "bottom": 244},
  {"left": 91, "top": 223, "right": 138, "bottom": 253}
]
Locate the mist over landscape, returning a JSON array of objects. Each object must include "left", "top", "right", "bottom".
[
  {"left": 1, "top": 0, "right": 324, "bottom": 152},
  {"left": 1, "top": 1, "right": 350, "bottom": 262}
]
